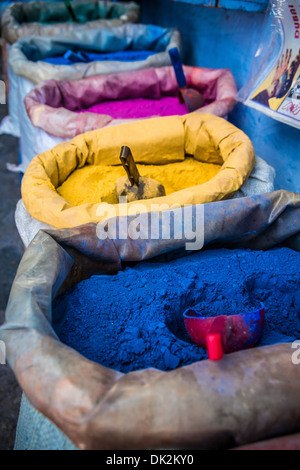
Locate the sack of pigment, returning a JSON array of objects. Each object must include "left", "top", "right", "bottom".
[
  {"left": 15, "top": 153, "right": 276, "bottom": 249},
  {"left": 0, "top": 23, "right": 181, "bottom": 144},
  {"left": 1, "top": 190, "right": 300, "bottom": 450},
  {"left": 0, "top": 1, "right": 140, "bottom": 96},
  {"left": 20, "top": 113, "right": 256, "bottom": 229},
  {"left": 1, "top": 1, "right": 140, "bottom": 44},
  {"left": 21, "top": 65, "right": 237, "bottom": 169}
]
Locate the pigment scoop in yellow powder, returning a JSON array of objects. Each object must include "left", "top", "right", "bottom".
[{"left": 115, "top": 146, "right": 166, "bottom": 202}]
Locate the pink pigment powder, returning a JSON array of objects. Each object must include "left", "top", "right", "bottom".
[{"left": 76, "top": 96, "right": 189, "bottom": 119}]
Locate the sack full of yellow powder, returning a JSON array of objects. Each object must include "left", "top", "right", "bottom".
[{"left": 21, "top": 113, "right": 255, "bottom": 229}]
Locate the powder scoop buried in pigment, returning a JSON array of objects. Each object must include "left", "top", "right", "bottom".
[
  {"left": 115, "top": 146, "right": 166, "bottom": 202},
  {"left": 53, "top": 247, "right": 300, "bottom": 374},
  {"left": 183, "top": 305, "right": 265, "bottom": 361}
]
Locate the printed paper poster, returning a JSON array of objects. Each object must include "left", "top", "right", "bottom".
[{"left": 244, "top": 1, "right": 300, "bottom": 128}]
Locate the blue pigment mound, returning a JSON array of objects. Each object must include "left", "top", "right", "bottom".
[
  {"left": 43, "top": 50, "right": 156, "bottom": 65},
  {"left": 53, "top": 248, "right": 300, "bottom": 373}
]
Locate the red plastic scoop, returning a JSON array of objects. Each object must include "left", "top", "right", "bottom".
[{"left": 183, "top": 305, "right": 265, "bottom": 361}]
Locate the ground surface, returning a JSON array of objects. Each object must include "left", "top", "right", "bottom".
[{"left": 0, "top": 80, "right": 24, "bottom": 449}]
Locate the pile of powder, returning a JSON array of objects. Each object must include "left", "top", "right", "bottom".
[
  {"left": 76, "top": 96, "right": 189, "bottom": 119},
  {"left": 43, "top": 50, "right": 156, "bottom": 65},
  {"left": 53, "top": 247, "right": 300, "bottom": 373},
  {"left": 57, "top": 157, "right": 221, "bottom": 206}
]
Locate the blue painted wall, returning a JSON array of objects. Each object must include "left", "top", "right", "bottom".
[
  {"left": 218, "top": 0, "right": 269, "bottom": 12},
  {"left": 173, "top": 0, "right": 269, "bottom": 12},
  {"left": 141, "top": 0, "right": 300, "bottom": 193}
]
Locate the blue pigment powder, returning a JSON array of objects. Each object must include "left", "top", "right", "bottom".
[
  {"left": 53, "top": 247, "right": 300, "bottom": 373},
  {"left": 43, "top": 50, "right": 156, "bottom": 65}
]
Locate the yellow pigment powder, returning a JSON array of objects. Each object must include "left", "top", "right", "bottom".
[{"left": 57, "top": 157, "right": 221, "bottom": 206}]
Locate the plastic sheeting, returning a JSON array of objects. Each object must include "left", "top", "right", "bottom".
[
  {"left": 1, "top": 24, "right": 181, "bottom": 141},
  {"left": 21, "top": 65, "right": 237, "bottom": 170},
  {"left": 237, "top": 0, "right": 300, "bottom": 129},
  {"left": 1, "top": 190, "right": 300, "bottom": 450},
  {"left": 21, "top": 113, "right": 255, "bottom": 229},
  {"left": 14, "top": 395, "right": 77, "bottom": 451}
]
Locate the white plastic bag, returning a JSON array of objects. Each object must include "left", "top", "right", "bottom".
[{"left": 238, "top": 0, "right": 300, "bottom": 128}]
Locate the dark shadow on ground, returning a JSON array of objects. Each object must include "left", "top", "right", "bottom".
[{"left": 0, "top": 52, "right": 24, "bottom": 450}]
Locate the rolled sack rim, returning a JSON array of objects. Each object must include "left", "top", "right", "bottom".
[
  {"left": 24, "top": 65, "right": 238, "bottom": 139},
  {"left": 7, "top": 24, "right": 181, "bottom": 85}
]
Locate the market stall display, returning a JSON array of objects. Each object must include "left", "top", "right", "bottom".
[
  {"left": 1, "top": 1, "right": 140, "bottom": 92},
  {"left": 0, "top": 0, "right": 299, "bottom": 454}
]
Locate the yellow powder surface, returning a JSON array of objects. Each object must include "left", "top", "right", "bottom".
[{"left": 57, "top": 157, "right": 221, "bottom": 206}]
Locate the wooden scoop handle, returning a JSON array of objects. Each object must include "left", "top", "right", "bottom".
[
  {"left": 119, "top": 146, "right": 140, "bottom": 187},
  {"left": 64, "top": 1, "right": 77, "bottom": 21}
]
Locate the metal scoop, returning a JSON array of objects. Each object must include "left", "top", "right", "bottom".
[
  {"left": 169, "top": 47, "right": 205, "bottom": 112},
  {"left": 115, "top": 146, "right": 166, "bottom": 202},
  {"left": 119, "top": 146, "right": 141, "bottom": 187}
]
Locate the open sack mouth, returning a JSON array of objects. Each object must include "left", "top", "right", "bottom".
[
  {"left": 1, "top": 188, "right": 300, "bottom": 450},
  {"left": 18, "top": 23, "right": 176, "bottom": 63},
  {"left": 53, "top": 247, "right": 300, "bottom": 373},
  {"left": 21, "top": 113, "right": 255, "bottom": 229},
  {"left": 56, "top": 157, "right": 222, "bottom": 206}
]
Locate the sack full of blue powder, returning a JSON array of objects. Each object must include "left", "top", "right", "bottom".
[
  {"left": 2, "top": 191, "right": 300, "bottom": 450},
  {"left": 53, "top": 247, "right": 300, "bottom": 373}
]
